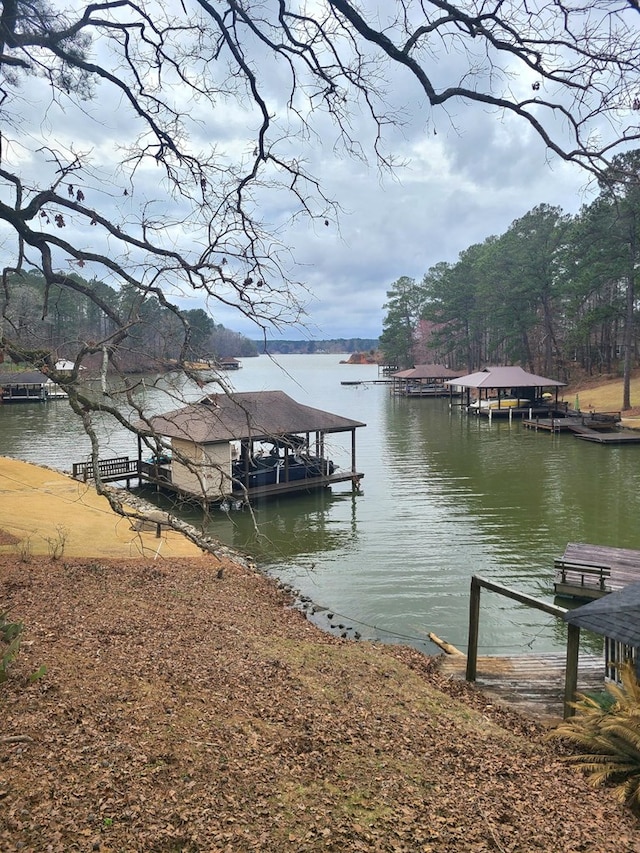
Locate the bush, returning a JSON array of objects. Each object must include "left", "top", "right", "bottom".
[{"left": 549, "top": 662, "right": 640, "bottom": 811}]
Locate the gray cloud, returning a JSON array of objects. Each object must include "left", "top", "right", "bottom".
[{"left": 3, "top": 10, "right": 604, "bottom": 344}]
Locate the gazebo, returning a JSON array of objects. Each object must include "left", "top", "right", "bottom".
[{"left": 446, "top": 365, "right": 565, "bottom": 416}]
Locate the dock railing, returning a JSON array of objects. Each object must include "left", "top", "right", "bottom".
[
  {"left": 466, "top": 576, "right": 581, "bottom": 718},
  {"left": 553, "top": 559, "right": 611, "bottom": 594},
  {"left": 72, "top": 456, "right": 140, "bottom": 483}
]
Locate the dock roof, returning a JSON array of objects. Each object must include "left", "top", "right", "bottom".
[
  {"left": 392, "top": 364, "right": 461, "bottom": 380},
  {"left": 446, "top": 365, "right": 565, "bottom": 389},
  {"left": 0, "top": 370, "right": 49, "bottom": 385},
  {"left": 564, "top": 582, "right": 640, "bottom": 646},
  {"left": 139, "top": 390, "right": 366, "bottom": 444}
]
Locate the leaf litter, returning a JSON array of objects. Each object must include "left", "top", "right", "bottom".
[{"left": 1, "top": 554, "right": 639, "bottom": 852}]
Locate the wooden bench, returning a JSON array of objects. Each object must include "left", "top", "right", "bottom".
[{"left": 553, "top": 558, "right": 611, "bottom": 592}]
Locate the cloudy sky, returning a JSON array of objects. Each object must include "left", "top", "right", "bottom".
[
  {"left": 257, "top": 124, "right": 596, "bottom": 343},
  {"left": 3, "top": 1, "right": 623, "bottom": 345},
  {"left": 217, "top": 88, "right": 598, "bottom": 343}
]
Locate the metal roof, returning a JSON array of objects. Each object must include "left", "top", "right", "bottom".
[
  {"left": 563, "top": 582, "right": 640, "bottom": 646},
  {"left": 446, "top": 365, "right": 565, "bottom": 389},
  {"left": 138, "top": 390, "right": 366, "bottom": 444},
  {"left": 392, "top": 364, "right": 461, "bottom": 380}
]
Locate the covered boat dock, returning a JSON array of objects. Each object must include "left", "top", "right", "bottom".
[
  {"left": 131, "top": 390, "right": 365, "bottom": 505},
  {"left": 447, "top": 365, "right": 566, "bottom": 418},
  {"left": 390, "top": 364, "right": 462, "bottom": 397},
  {"left": 0, "top": 370, "right": 50, "bottom": 403}
]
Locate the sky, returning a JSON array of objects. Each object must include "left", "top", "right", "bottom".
[
  {"left": 259, "top": 126, "right": 596, "bottom": 342},
  {"left": 215, "top": 83, "right": 598, "bottom": 342},
  {"left": 1, "top": 0, "right": 624, "bottom": 345}
]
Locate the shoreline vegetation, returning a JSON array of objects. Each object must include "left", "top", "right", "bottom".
[{"left": 2, "top": 372, "right": 640, "bottom": 850}]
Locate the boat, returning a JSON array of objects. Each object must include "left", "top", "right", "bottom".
[
  {"left": 232, "top": 443, "right": 335, "bottom": 489},
  {"left": 468, "top": 397, "right": 530, "bottom": 411}
]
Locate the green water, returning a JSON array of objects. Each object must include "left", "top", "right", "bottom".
[{"left": 1, "top": 354, "right": 637, "bottom": 655}]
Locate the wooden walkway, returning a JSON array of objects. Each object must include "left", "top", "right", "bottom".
[
  {"left": 554, "top": 542, "right": 640, "bottom": 599},
  {"left": 72, "top": 456, "right": 141, "bottom": 484},
  {"left": 439, "top": 652, "right": 603, "bottom": 723},
  {"left": 522, "top": 413, "right": 640, "bottom": 443},
  {"left": 72, "top": 455, "right": 363, "bottom": 503}
]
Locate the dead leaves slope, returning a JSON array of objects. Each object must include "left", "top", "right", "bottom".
[{"left": 1, "top": 556, "right": 638, "bottom": 853}]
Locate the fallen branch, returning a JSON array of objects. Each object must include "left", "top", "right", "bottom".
[
  {"left": 0, "top": 735, "right": 34, "bottom": 744},
  {"left": 429, "top": 632, "right": 465, "bottom": 656}
]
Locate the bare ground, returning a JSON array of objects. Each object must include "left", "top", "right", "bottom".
[{"left": 2, "top": 553, "right": 639, "bottom": 853}]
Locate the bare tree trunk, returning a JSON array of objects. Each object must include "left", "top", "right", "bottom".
[{"left": 622, "top": 270, "right": 635, "bottom": 410}]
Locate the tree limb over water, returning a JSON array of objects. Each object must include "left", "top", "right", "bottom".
[{"left": 0, "top": 0, "right": 638, "bottom": 502}]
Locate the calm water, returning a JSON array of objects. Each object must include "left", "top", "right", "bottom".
[{"left": 2, "top": 354, "right": 638, "bottom": 655}]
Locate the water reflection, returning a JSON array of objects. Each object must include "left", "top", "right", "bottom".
[
  {"left": 1, "top": 355, "right": 639, "bottom": 656},
  {"left": 137, "top": 486, "right": 359, "bottom": 563}
]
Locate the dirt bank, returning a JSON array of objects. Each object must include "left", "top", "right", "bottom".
[
  {"left": 1, "top": 457, "right": 639, "bottom": 851},
  {"left": 2, "top": 555, "right": 640, "bottom": 852}
]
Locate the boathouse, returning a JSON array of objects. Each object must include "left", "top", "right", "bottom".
[
  {"left": 447, "top": 365, "right": 565, "bottom": 416},
  {"left": 391, "top": 364, "right": 461, "bottom": 397},
  {"left": 0, "top": 360, "right": 77, "bottom": 402},
  {"left": 564, "top": 583, "right": 640, "bottom": 683},
  {"left": 218, "top": 357, "right": 241, "bottom": 370},
  {"left": 134, "top": 390, "right": 365, "bottom": 504},
  {"left": 0, "top": 370, "right": 49, "bottom": 402}
]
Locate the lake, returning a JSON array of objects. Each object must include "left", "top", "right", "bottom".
[{"left": 1, "top": 353, "right": 638, "bottom": 656}]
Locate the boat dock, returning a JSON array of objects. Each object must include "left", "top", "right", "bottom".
[
  {"left": 438, "top": 652, "right": 603, "bottom": 723},
  {"left": 554, "top": 542, "right": 640, "bottom": 600},
  {"left": 340, "top": 379, "right": 392, "bottom": 386},
  {"left": 396, "top": 385, "right": 455, "bottom": 397},
  {"left": 522, "top": 411, "right": 640, "bottom": 443}
]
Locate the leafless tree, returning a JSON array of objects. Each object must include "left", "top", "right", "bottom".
[{"left": 0, "top": 0, "right": 638, "bottom": 525}]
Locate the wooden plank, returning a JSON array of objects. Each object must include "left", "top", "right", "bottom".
[
  {"left": 554, "top": 559, "right": 611, "bottom": 574},
  {"left": 553, "top": 582, "right": 609, "bottom": 601},
  {"left": 440, "top": 652, "right": 603, "bottom": 722}
]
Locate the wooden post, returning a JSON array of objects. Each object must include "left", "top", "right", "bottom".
[
  {"left": 351, "top": 429, "right": 357, "bottom": 492},
  {"left": 564, "top": 623, "right": 581, "bottom": 718},
  {"left": 137, "top": 434, "right": 143, "bottom": 486},
  {"left": 466, "top": 576, "right": 481, "bottom": 681}
]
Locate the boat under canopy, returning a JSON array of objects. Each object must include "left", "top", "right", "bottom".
[
  {"left": 134, "top": 390, "right": 366, "bottom": 504},
  {"left": 447, "top": 365, "right": 566, "bottom": 415}
]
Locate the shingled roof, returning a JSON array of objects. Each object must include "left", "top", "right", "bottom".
[
  {"left": 563, "top": 582, "right": 640, "bottom": 647},
  {"left": 138, "top": 391, "right": 366, "bottom": 444},
  {"left": 0, "top": 370, "right": 49, "bottom": 385},
  {"left": 392, "top": 364, "right": 461, "bottom": 381},
  {"left": 446, "top": 365, "right": 565, "bottom": 389}
]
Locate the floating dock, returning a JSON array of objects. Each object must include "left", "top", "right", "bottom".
[
  {"left": 340, "top": 379, "right": 392, "bottom": 386},
  {"left": 522, "top": 411, "right": 640, "bottom": 443},
  {"left": 554, "top": 542, "right": 640, "bottom": 600}
]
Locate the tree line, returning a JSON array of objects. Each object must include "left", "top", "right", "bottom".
[
  {"left": 1, "top": 270, "right": 258, "bottom": 372},
  {"left": 256, "top": 339, "right": 379, "bottom": 355},
  {"left": 380, "top": 151, "right": 640, "bottom": 408}
]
